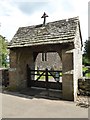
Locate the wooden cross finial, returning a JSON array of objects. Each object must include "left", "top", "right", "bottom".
[{"left": 41, "top": 12, "right": 48, "bottom": 25}]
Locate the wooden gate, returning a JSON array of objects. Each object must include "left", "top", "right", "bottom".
[{"left": 27, "top": 64, "right": 62, "bottom": 90}]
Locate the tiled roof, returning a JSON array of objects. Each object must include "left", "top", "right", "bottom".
[{"left": 8, "top": 16, "right": 81, "bottom": 48}]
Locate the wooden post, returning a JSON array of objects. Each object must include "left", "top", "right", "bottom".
[
  {"left": 27, "top": 64, "right": 31, "bottom": 87},
  {"left": 46, "top": 68, "right": 48, "bottom": 90}
]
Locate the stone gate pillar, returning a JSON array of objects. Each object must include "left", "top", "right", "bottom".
[
  {"left": 9, "top": 50, "right": 19, "bottom": 89},
  {"left": 62, "top": 49, "right": 77, "bottom": 101},
  {"left": 9, "top": 48, "right": 35, "bottom": 90}
]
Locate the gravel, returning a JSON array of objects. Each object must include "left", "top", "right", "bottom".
[{"left": 76, "top": 95, "right": 90, "bottom": 108}]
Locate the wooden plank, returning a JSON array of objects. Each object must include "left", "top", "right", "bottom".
[
  {"left": 30, "top": 69, "right": 46, "bottom": 72},
  {"left": 30, "top": 69, "right": 62, "bottom": 73},
  {"left": 31, "top": 80, "right": 62, "bottom": 90},
  {"left": 36, "top": 72, "right": 45, "bottom": 81},
  {"left": 27, "top": 64, "right": 31, "bottom": 87}
]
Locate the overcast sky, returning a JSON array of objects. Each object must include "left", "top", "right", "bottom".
[{"left": 0, "top": 0, "right": 89, "bottom": 44}]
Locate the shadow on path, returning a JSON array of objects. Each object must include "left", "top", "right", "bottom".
[{"left": 2, "top": 87, "right": 62, "bottom": 101}]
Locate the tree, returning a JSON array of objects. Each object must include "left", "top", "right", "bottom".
[
  {"left": 83, "top": 38, "right": 90, "bottom": 66},
  {"left": 0, "top": 35, "right": 9, "bottom": 67},
  {"left": 84, "top": 37, "right": 90, "bottom": 61}
]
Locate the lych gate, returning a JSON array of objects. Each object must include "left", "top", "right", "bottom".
[{"left": 8, "top": 16, "right": 82, "bottom": 101}]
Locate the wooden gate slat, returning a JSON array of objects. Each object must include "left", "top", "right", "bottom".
[
  {"left": 31, "top": 81, "right": 62, "bottom": 90},
  {"left": 27, "top": 65, "right": 62, "bottom": 90},
  {"left": 36, "top": 71, "right": 45, "bottom": 81}
]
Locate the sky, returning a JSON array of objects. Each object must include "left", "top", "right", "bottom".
[{"left": 0, "top": 0, "right": 89, "bottom": 44}]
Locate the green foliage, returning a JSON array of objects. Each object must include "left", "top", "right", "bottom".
[
  {"left": 0, "top": 35, "right": 9, "bottom": 67},
  {"left": 84, "top": 38, "right": 90, "bottom": 61},
  {"left": 83, "top": 66, "right": 90, "bottom": 77},
  {"left": 83, "top": 38, "right": 90, "bottom": 66},
  {"left": 83, "top": 54, "right": 90, "bottom": 66}
]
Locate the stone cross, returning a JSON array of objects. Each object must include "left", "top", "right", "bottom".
[{"left": 41, "top": 12, "right": 48, "bottom": 25}]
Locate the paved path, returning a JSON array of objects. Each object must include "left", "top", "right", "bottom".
[{"left": 1, "top": 92, "right": 88, "bottom": 118}]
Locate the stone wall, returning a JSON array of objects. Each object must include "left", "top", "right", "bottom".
[
  {"left": 0, "top": 69, "right": 2, "bottom": 85},
  {"left": 78, "top": 78, "right": 90, "bottom": 95},
  {"left": 73, "top": 25, "right": 82, "bottom": 101},
  {"left": 0, "top": 68, "right": 9, "bottom": 86},
  {"left": 74, "top": 24, "right": 82, "bottom": 78},
  {"left": 36, "top": 52, "right": 62, "bottom": 70}
]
